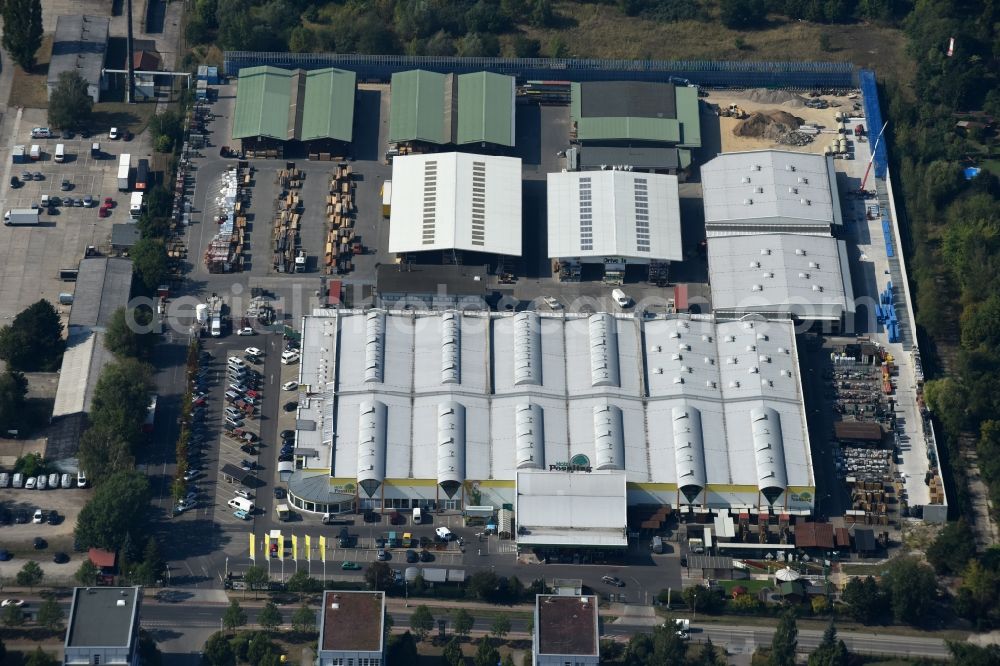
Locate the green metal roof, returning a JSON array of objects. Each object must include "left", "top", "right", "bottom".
[
  {"left": 389, "top": 70, "right": 448, "bottom": 144},
  {"left": 232, "top": 66, "right": 293, "bottom": 140},
  {"left": 675, "top": 85, "right": 701, "bottom": 148},
  {"left": 457, "top": 72, "right": 514, "bottom": 146},
  {"left": 301, "top": 68, "right": 357, "bottom": 142},
  {"left": 575, "top": 116, "right": 680, "bottom": 143},
  {"left": 570, "top": 82, "right": 582, "bottom": 122},
  {"left": 232, "top": 66, "right": 355, "bottom": 142}
]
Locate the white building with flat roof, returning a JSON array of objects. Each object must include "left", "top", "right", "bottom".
[
  {"left": 708, "top": 233, "right": 856, "bottom": 329},
  {"left": 701, "top": 150, "right": 842, "bottom": 236},
  {"left": 388, "top": 152, "right": 522, "bottom": 256},
  {"left": 287, "top": 309, "right": 815, "bottom": 534},
  {"left": 546, "top": 170, "right": 682, "bottom": 264}
]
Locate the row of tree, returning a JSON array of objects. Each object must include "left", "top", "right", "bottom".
[{"left": 0, "top": 299, "right": 64, "bottom": 435}]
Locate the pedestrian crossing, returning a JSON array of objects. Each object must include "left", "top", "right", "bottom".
[{"left": 492, "top": 541, "right": 517, "bottom": 554}]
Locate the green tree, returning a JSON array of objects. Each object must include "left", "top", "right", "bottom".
[
  {"left": 386, "top": 632, "right": 419, "bottom": 664},
  {"left": 529, "top": 0, "right": 554, "bottom": 27},
  {"left": 37, "top": 596, "right": 66, "bottom": 631},
  {"left": 808, "top": 621, "right": 849, "bottom": 666},
  {"left": 442, "top": 637, "right": 463, "bottom": 666},
  {"left": 0, "top": 370, "right": 29, "bottom": 434},
  {"left": 131, "top": 238, "right": 169, "bottom": 293},
  {"left": 24, "top": 647, "right": 57, "bottom": 666},
  {"left": 289, "top": 25, "right": 318, "bottom": 52},
  {"left": 291, "top": 604, "right": 316, "bottom": 634},
  {"left": 16, "top": 560, "right": 44, "bottom": 589},
  {"left": 954, "top": 559, "right": 1000, "bottom": 628},
  {"left": 48, "top": 70, "right": 93, "bottom": 129},
  {"left": 947, "top": 642, "right": 1000, "bottom": 665},
  {"left": 475, "top": 637, "right": 500, "bottom": 666},
  {"left": 138, "top": 630, "right": 162, "bottom": 666},
  {"left": 203, "top": 632, "right": 236, "bottom": 666},
  {"left": 719, "top": 0, "right": 767, "bottom": 28},
  {"left": 453, "top": 607, "right": 474, "bottom": 638},
  {"left": 74, "top": 470, "right": 151, "bottom": 551},
  {"left": 490, "top": 614, "right": 511, "bottom": 641},
  {"left": 467, "top": 570, "right": 499, "bottom": 602},
  {"left": 683, "top": 585, "right": 724, "bottom": 614},
  {"left": 223, "top": 599, "right": 247, "bottom": 633},
  {"left": 89, "top": 358, "right": 153, "bottom": 448},
  {"left": 286, "top": 570, "right": 322, "bottom": 598},
  {"left": 79, "top": 424, "right": 135, "bottom": 485},
  {"left": 509, "top": 34, "right": 540, "bottom": 58},
  {"left": 881, "top": 556, "right": 938, "bottom": 625},
  {"left": 258, "top": 601, "right": 282, "bottom": 633},
  {"left": 769, "top": 610, "right": 798, "bottom": 666},
  {"left": 1, "top": 0, "right": 42, "bottom": 70},
  {"left": 409, "top": 604, "right": 434, "bottom": 641},
  {"left": 841, "top": 576, "right": 887, "bottom": 624},
  {"left": 698, "top": 637, "right": 726, "bottom": 666},
  {"left": 14, "top": 451, "right": 45, "bottom": 478},
  {"left": 928, "top": 520, "right": 977, "bottom": 574},
  {"left": 75, "top": 559, "right": 99, "bottom": 586},
  {"left": 501, "top": 654, "right": 515, "bottom": 666},
  {"left": 104, "top": 307, "right": 156, "bottom": 359},
  {"left": 244, "top": 565, "right": 270, "bottom": 598},
  {"left": 0, "top": 300, "right": 65, "bottom": 371},
  {"left": 365, "top": 561, "right": 395, "bottom": 591},
  {"left": 246, "top": 631, "right": 274, "bottom": 666},
  {"left": 2, "top": 603, "right": 25, "bottom": 627}
]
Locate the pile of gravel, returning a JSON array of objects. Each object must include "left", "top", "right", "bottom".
[
  {"left": 733, "top": 110, "right": 805, "bottom": 140},
  {"left": 745, "top": 88, "right": 807, "bottom": 108}
]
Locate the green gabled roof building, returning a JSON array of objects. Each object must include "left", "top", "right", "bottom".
[
  {"left": 232, "top": 66, "right": 356, "bottom": 143},
  {"left": 389, "top": 70, "right": 515, "bottom": 147},
  {"left": 570, "top": 80, "right": 702, "bottom": 172}
]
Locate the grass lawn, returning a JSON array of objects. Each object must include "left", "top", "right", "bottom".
[
  {"left": 840, "top": 561, "right": 895, "bottom": 576},
  {"left": 718, "top": 579, "right": 772, "bottom": 596},
  {"left": 91, "top": 100, "right": 158, "bottom": 137},
  {"left": 520, "top": 2, "right": 915, "bottom": 86},
  {"left": 9, "top": 35, "right": 53, "bottom": 109}
]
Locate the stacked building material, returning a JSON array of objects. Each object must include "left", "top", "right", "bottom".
[
  {"left": 203, "top": 166, "right": 249, "bottom": 273},
  {"left": 326, "top": 163, "right": 356, "bottom": 275}
]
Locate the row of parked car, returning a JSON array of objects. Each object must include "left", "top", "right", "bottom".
[{"left": 0, "top": 471, "right": 86, "bottom": 489}]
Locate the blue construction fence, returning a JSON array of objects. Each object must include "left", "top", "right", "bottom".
[
  {"left": 876, "top": 281, "right": 901, "bottom": 344},
  {"left": 859, "top": 69, "right": 888, "bottom": 178},
  {"left": 882, "top": 216, "right": 894, "bottom": 258},
  {"left": 222, "top": 52, "right": 857, "bottom": 89}
]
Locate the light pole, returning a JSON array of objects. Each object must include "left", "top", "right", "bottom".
[{"left": 692, "top": 591, "right": 698, "bottom": 622}]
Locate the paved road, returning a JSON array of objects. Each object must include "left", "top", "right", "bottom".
[{"left": 137, "top": 599, "right": 958, "bottom": 660}]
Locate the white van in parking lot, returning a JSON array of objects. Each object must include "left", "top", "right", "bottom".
[
  {"left": 228, "top": 497, "right": 254, "bottom": 513},
  {"left": 435, "top": 526, "right": 454, "bottom": 541},
  {"left": 412, "top": 507, "right": 423, "bottom": 524}
]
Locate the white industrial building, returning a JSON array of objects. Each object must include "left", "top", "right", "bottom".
[
  {"left": 287, "top": 309, "right": 816, "bottom": 546},
  {"left": 387, "top": 152, "right": 523, "bottom": 257},
  {"left": 701, "top": 150, "right": 842, "bottom": 237},
  {"left": 708, "top": 233, "right": 856, "bottom": 329},
  {"left": 547, "top": 170, "right": 681, "bottom": 282}
]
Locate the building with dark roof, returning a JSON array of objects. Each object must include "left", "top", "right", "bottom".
[
  {"left": 375, "top": 263, "right": 490, "bottom": 310},
  {"left": 316, "top": 591, "right": 385, "bottom": 666},
  {"left": 64, "top": 586, "right": 142, "bottom": 666},
  {"left": 569, "top": 81, "right": 701, "bottom": 174},
  {"left": 48, "top": 258, "right": 133, "bottom": 462},
  {"left": 48, "top": 15, "right": 110, "bottom": 103},
  {"left": 232, "top": 66, "right": 356, "bottom": 156},
  {"left": 534, "top": 594, "right": 599, "bottom": 665},
  {"left": 794, "top": 521, "right": 835, "bottom": 550},
  {"left": 389, "top": 70, "right": 516, "bottom": 149},
  {"left": 111, "top": 223, "right": 141, "bottom": 251}
]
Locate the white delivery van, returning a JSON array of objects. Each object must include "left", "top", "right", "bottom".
[
  {"left": 612, "top": 288, "right": 632, "bottom": 307},
  {"left": 227, "top": 497, "right": 255, "bottom": 512},
  {"left": 129, "top": 191, "right": 144, "bottom": 220},
  {"left": 54, "top": 144, "right": 65, "bottom": 162},
  {"left": 29, "top": 144, "right": 40, "bottom": 160},
  {"left": 412, "top": 507, "right": 423, "bottom": 524}
]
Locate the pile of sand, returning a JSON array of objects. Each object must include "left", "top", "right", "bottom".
[
  {"left": 745, "top": 88, "right": 807, "bottom": 107},
  {"left": 733, "top": 110, "right": 805, "bottom": 141}
]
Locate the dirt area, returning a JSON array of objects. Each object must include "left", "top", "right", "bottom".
[
  {"left": 524, "top": 3, "right": 915, "bottom": 85},
  {"left": 9, "top": 35, "right": 52, "bottom": 110},
  {"left": 0, "top": 486, "right": 92, "bottom": 552},
  {"left": 705, "top": 90, "right": 862, "bottom": 154},
  {"left": 0, "top": 439, "right": 47, "bottom": 470}
]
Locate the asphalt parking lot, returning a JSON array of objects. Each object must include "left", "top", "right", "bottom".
[
  {"left": 0, "top": 127, "right": 146, "bottom": 321},
  {"left": 0, "top": 485, "right": 91, "bottom": 552}
]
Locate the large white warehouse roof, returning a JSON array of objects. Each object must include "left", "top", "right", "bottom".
[
  {"left": 294, "top": 309, "right": 815, "bottom": 512},
  {"left": 546, "top": 170, "right": 682, "bottom": 261},
  {"left": 388, "top": 152, "right": 523, "bottom": 256},
  {"left": 701, "top": 150, "right": 842, "bottom": 235},
  {"left": 708, "top": 233, "right": 855, "bottom": 323}
]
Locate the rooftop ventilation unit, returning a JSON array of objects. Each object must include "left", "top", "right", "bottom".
[
  {"left": 750, "top": 261, "right": 760, "bottom": 268},
  {"left": 515, "top": 403, "right": 544, "bottom": 469},
  {"left": 671, "top": 353, "right": 681, "bottom": 361},
  {"left": 746, "top": 344, "right": 756, "bottom": 352},
  {"left": 751, "top": 284, "right": 762, "bottom": 291},
  {"left": 756, "top": 187, "right": 764, "bottom": 194},
  {"left": 795, "top": 248, "right": 805, "bottom": 256},
  {"left": 801, "top": 198, "right": 811, "bottom": 205},
  {"left": 809, "top": 261, "right": 818, "bottom": 269},
  {"left": 742, "top": 177, "right": 751, "bottom": 184},
  {"left": 729, "top": 380, "right": 740, "bottom": 388},
  {"left": 364, "top": 310, "right": 385, "bottom": 383},
  {"left": 798, "top": 176, "right": 809, "bottom": 184},
  {"left": 799, "top": 272, "right": 809, "bottom": 279},
  {"left": 704, "top": 357, "right": 714, "bottom": 364},
  {"left": 786, "top": 164, "right": 796, "bottom": 171},
  {"left": 788, "top": 187, "right": 798, "bottom": 194},
  {"left": 669, "top": 331, "right": 680, "bottom": 339},
  {"left": 725, "top": 335, "right": 735, "bottom": 342},
  {"left": 673, "top": 376, "right": 684, "bottom": 384},
  {"left": 764, "top": 272, "right": 774, "bottom": 278},
  {"left": 706, "top": 380, "right": 716, "bottom": 388},
  {"left": 813, "top": 284, "right": 824, "bottom": 292},
  {"left": 751, "top": 164, "right": 761, "bottom": 171},
  {"left": 760, "top": 249, "right": 770, "bottom": 255},
  {"left": 749, "top": 366, "right": 759, "bottom": 374},
  {"left": 743, "top": 199, "right": 753, "bottom": 205},
  {"left": 702, "top": 334, "right": 712, "bottom": 342},
  {"left": 513, "top": 312, "right": 541, "bottom": 386},
  {"left": 757, "top": 333, "right": 768, "bottom": 341}
]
